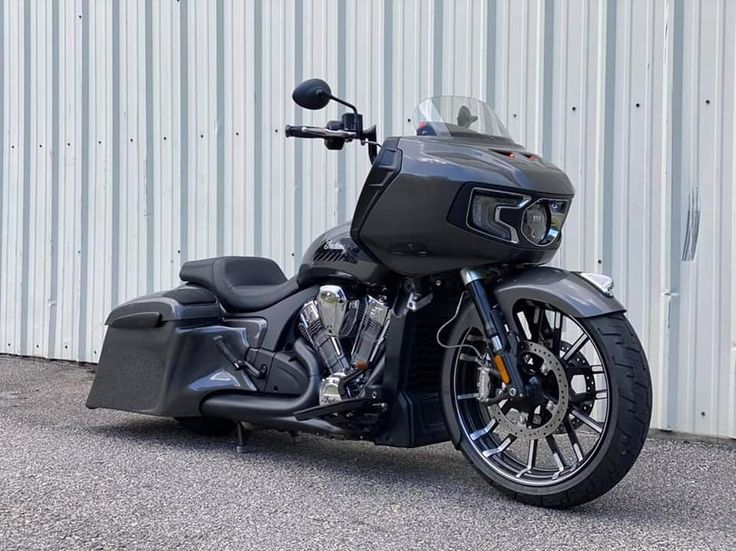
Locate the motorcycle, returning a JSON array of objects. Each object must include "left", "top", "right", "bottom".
[{"left": 87, "top": 78, "right": 652, "bottom": 507}]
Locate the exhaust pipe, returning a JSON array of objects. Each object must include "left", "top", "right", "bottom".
[{"left": 199, "top": 338, "right": 343, "bottom": 435}]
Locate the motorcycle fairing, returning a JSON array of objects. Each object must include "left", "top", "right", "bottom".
[{"left": 351, "top": 136, "right": 575, "bottom": 278}]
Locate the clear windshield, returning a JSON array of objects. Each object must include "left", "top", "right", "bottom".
[{"left": 411, "top": 96, "right": 511, "bottom": 140}]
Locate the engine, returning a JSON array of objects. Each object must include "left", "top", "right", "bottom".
[{"left": 298, "top": 285, "right": 391, "bottom": 405}]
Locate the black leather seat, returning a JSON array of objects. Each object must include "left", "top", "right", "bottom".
[{"left": 179, "top": 256, "right": 300, "bottom": 313}]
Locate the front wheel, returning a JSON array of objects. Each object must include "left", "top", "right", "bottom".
[{"left": 440, "top": 299, "right": 652, "bottom": 508}]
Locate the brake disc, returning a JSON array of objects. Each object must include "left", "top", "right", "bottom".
[{"left": 487, "top": 342, "right": 570, "bottom": 440}]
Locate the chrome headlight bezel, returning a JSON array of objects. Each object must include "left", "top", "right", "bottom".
[
  {"left": 521, "top": 203, "right": 550, "bottom": 244},
  {"left": 521, "top": 198, "right": 570, "bottom": 246}
]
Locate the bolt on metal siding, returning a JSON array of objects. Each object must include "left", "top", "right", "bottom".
[{"left": 0, "top": 0, "right": 734, "bottom": 439}]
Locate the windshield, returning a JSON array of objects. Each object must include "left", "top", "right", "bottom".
[{"left": 411, "top": 96, "right": 511, "bottom": 140}]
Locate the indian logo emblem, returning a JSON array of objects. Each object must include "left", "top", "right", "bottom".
[{"left": 322, "top": 239, "right": 347, "bottom": 252}]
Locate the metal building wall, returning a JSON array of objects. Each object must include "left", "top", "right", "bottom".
[{"left": 0, "top": 0, "right": 734, "bottom": 439}]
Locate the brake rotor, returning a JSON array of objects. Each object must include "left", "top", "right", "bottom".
[{"left": 487, "top": 341, "right": 570, "bottom": 440}]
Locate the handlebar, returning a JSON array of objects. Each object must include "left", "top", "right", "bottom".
[
  {"left": 284, "top": 125, "right": 358, "bottom": 140},
  {"left": 284, "top": 122, "right": 379, "bottom": 163}
]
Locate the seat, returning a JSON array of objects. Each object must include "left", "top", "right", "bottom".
[{"left": 179, "top": 256, "right": 300, "bottom": 313}]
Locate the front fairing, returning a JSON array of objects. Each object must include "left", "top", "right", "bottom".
[
  {"left": 348, "top": 96, "right": 576, "bottom": 277},
  {"left": 398, "top": 135, "right": 574, "bottom": 197}
]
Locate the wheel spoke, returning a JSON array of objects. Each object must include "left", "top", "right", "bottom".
[
  {"left": 571, "top": 389, "right": 608, "bottom": 403},
  {"left": 482, "top": 434, "right": 516, "bottom": 457},
  {"left": 469, "top": 419, "right": 498, "bottom": 441},
  {"left": 551, "top": 312, "right": 563, "bottom": 356},
  {"left": 567, "top": 364, "right": 604, "bottom": 376},
  {"left": 564, "top": 419, "right": 585, "bottom": 462},
  {"left": 571, "top": 408, "right": 604, "bottom": 434},
  {"left": 569, "top": 391, "right": 592, "bottom": 403},
  {"left": 528, "top": 305, "right": 544, "bottom": 343},
  {"left": 515, "top": 439, "right": 539, "bottom": 478},
  {"left": 457, "top": 392, "right": 479, "bottom": 400},
  {"left": 546, "top": 435, "right": 567, "bottom": 477},
  {"left": 562, "top": 334, "right": 589, "bottom": 361}
]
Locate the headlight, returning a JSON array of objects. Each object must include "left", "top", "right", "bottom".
[
  {"left": 522, "top": 199, "right": 569, "bottom": 246},
  {"left": 469, "top": 191, "right": 526, "bottom": 241},
  {"left": 521, "top": 204, "right": 549, "bottom": 244},
  {"left": 467, "top": 189, "right": 569, "bottom": 247}
]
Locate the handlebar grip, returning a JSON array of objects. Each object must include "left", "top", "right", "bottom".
[{"left": 284, "top": 125, "right": 319, "bottom": 138}]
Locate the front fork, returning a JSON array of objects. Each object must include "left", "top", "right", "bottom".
[{"left": 459, "top": 268, "right": 527, "bottom": 400}]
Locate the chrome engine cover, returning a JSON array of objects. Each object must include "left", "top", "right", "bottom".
[
  {"left": 315, "top": 285, "right": 355, "bottom": 337},
  {"left": 299, "top": 286, "right": 392, "bottom": 404},
  {"left": 299, "top": 299, "right": 351, "bottom": 374},
  {"left": 319, "top": 375, "right": 343, "bottom": 405},
  {"left": 350, "top": 296, "right": 391, "bottom": 367}
]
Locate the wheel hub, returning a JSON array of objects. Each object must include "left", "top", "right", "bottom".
[{"left": 487, "top": 342, "right": 570, "bottom": 439}]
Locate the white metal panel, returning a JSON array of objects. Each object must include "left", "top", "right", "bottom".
[
  {"left": 1, "top": 0, "right": 24, "bottom": 358},
  {"left": 1, "top": 0, "right": 735, "bottom": 439}
]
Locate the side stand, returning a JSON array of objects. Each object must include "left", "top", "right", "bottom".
[{"left": 235, "top": 422, "right": 251, "bottom": 454}]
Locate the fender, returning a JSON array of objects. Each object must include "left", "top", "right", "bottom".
[{"left": 491, "top": 267, "right": 625, "bottom": 322}]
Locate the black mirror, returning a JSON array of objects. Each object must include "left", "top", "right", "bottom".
[{"left": 292, "top": 78, "right": 332, "bottom": 110}]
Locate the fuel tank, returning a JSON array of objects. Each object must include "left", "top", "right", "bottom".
[{"left": 297, "top": 223, "right": 390, "bottom": 286}]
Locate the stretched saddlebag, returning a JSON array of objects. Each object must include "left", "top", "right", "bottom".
[{"left": 85, "top": 285, "right": 258, "bottom": 417}]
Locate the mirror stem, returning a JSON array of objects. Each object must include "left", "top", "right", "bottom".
[{"left": 328, "top": 94, "right": 358, "bottom": 114}]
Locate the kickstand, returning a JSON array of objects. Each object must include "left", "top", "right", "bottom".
[{"left": 235, "top": 422, "right": 251, "bottom": 454}]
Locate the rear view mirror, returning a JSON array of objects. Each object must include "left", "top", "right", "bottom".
[{"left": 292, "top": 78, "right": 332, "bottom": 110}]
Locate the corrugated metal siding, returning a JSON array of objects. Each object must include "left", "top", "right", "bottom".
[{"left": 0, "top": 0, "right": 734, "bottom": 439}]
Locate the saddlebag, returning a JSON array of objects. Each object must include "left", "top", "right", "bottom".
[{"left": 86, "top": 285, "right": 264, "bottom": 417}]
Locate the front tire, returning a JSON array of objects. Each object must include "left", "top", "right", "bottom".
[{"left": 440, "top": 301, "right": 652, "bottom": 508}]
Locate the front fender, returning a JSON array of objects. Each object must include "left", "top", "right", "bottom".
[{"left": 492, "top": 267, "right": 625, "bottom": 321}]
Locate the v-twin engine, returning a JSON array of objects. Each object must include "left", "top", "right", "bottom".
[{"left": 298, "top": 285, "right": 390, "bottom": 404}]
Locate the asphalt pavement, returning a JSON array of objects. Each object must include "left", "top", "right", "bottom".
[{"left": 1, "top": 355, "right": 735, "bottom": 550}]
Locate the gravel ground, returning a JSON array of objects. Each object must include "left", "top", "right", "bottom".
[{"left": 1, "top": 355, "right": 735, "bottom": 550}]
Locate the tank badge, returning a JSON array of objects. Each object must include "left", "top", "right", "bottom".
[{"left": 314, "top": 240, "right": 359, "bottom": 264}]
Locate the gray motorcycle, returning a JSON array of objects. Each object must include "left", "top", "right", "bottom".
[{"left": 87, "top": 79, "right": 652, "bottom": 507}]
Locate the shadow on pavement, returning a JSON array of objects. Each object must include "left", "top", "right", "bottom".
[{"left": 86, "top": 415, "right": 706, "bottom": 522}]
